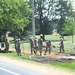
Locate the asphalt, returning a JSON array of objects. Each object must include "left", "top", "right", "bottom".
[{"left": 0, "top": 61, "right": 44, "bottom": 75}]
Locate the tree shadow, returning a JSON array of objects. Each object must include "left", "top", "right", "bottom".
[{"left": 0, "top": 49, "right": 12, "bottom": 53}]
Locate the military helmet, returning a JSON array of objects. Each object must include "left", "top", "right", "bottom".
[
  {"left": 48, "top": 40, "right": 51, "bottom": 42},
  {"left": 40, "top": 34, "right": 43, "bottom": 36}
]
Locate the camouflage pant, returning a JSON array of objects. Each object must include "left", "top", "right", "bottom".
[
  {"left": 44, "top": 46, "right": 51, "bottom": 55},
  {"left": 4, "top": 42, "right": 10, "bottom": 53},
  {"left": 15, "top": 42, "right": 21, "bottom": 56},
  {"left": 38, "top": 45, "right": 42, "bottom": 56},
  {"left": 60, "top": 45, "right": 64, "bottom": 53}
]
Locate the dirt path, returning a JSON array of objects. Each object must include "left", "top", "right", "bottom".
[{"left": 0, "top": 55, "right": 75, "bottom": 75}]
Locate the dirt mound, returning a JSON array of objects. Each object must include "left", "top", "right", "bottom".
[
  {"left": 29, "top": 56, "right": 75, "bottom": 64},
  {"left": 6, "top": 48, "right": 75, "bottom": 64},
  {"left": 23, "top": 50, "right": 75, "bottom": 64}
]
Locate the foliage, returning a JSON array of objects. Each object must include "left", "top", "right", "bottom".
[
  {"left": 62, "top": 19, "right": 75, "bottom": 43},
  {"left": 27, "top": 0, "right": 55, "bottom": 35},
  {"left": 55, "top": 0, "right": 73, "bottom": 35},
  {"left": 63, "top": 19, "right": 75, "bottom": 35},
  {"left": 43, "top": 17, "right": 53, "bottom": 34},
  {"left": 0, "top": 0, "right": 32, "bottom": 36}
]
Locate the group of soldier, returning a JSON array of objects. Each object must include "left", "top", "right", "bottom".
[
  {"left": 29, "top": 35, "right": 52, "bottom": 56},
  {"left": 13, "top": 35, "right": 53, "bottom": 56},
  {"left": 14, "top": 35, "right": 64, "bottom": 56},
  {"left": 29, "top": 35, "right": 64, "bottom": 56},
  {"left": 0, "top": 34, "right": 64, "bottom": 56}
]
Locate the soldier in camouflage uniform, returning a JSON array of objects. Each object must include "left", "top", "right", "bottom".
[
  {"left": 16, "top": 38, "right": 21, "bottom": 56},
  {"left": 38, "top": 35, "right": 43, "bottom": 56},
  {"left": 29, "top": 38, "right": 34, "bottom": 55},
  {"left": 14, "top": 36, "right": 21, "bottom": 56},
  {"left": 1, "top": 35, "right": 5, "bottom": 48},
  {"left": 4, "top": 35, "right": 10, "bottom": 53},
  {"left": 29, "top": 37, "right": 37, "bottom": 55},
  {"left": 44, "top": 40, "right": 52, "bottom": 55},
  {"left": 59, "top": 36, "right": 64, "bottom": 53}
]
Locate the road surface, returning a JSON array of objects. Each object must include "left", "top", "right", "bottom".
[
  {"left": 0, "top": 56, "right": 75, "bottom": 75},
  {"left": 0, "top": 61, "right": 44, "bottom": 75}
]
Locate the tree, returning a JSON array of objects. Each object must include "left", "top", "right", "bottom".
[
  {"left": 28, "top": 0, "right": 56, "bottom": 40},
  {"left": 0, "top": 0, "right": 32, "bottom": 52},
  {"left": 25, "top": 0, "right": 60, "bottom": 40},
  {"left": 63, "top": 19, "right": 75, "bottom": 43},
  {"left": 36, "top": 0, "right": 57, "bottom": 40},
  {"left": 0, "top": 0, "right": 32, "bottom": 36},
  {"left": 55, "top": 0, "right": 73, "bottom": 35},
  {"left": 43, "top": 17, "right": 53, "bottom": 34}
]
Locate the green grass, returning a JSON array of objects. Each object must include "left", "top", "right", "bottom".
[
  {"left": 0, "top": 52, "right": 31, "bottom": 60},
  {"left": 53, "top": 63, "right": 75, "bottom": 72}
]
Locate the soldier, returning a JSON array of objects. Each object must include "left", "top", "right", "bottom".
[
  {"left": 16, "top": 38, "right": 21, "bottom": 56},
  {"left": 34, "top": 36, "right": 38, "bottom": 55},
  {"left": 59, "top": 36, "right": 64, "bottom": 53},
  {"left": 38, "top": 35, "right": 43, "bottom": 56},
  {"left": 4, "top": 35, "right": 10, "bottom": 53},
  {"left": 29, "top": 37, "right": 37, "bottom": 55},
  {"left": 29, "top": 38, "right": 34, "bottom": 55},
  {"left": 44, "top": 40, "right": 52, "bottom": 55},
  {"left": 1, "top": 35, "right": 5, "bottom": 48}
]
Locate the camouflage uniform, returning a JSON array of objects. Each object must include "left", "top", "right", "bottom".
[
  {"left": 29, "top": 38, "right": 37, "bottom": 55},
  {"left": 29, "top": 38, "right": 34, "bottom": 55},
  {"left": 38, "top": 37, "right": 43, "bottom": 56},
  {"left": 4, "top": 36, "right": 10, "bottom": 53},
  {"left": 1, "top": 35, "right": 5, "bottom": 48},
  {"left": 44, "top": 40, "right": 52, "bottom": 55},
  {"left": 59, "top": 37, "right": 64, "bottom": 53},
  {"left": 16, "top": 39, "right": 21, "bottom": 56}
]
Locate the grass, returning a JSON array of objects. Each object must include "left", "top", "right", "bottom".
[
  {"left": 0, "top": 34, "right": 75, "bottom": 72},
  {"left": 0, "top": 52, "right": 31, "bottom": 61},
  {"left": 53, "top": 63, "right": 75, "bottom": 72}
]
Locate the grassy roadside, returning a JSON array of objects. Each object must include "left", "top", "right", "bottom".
[
  {"left": 0, "top": 51, "right": 75, "bottom": 73},
  {"left": 0, "top": 35, "right": 75, "bottom": 73}
]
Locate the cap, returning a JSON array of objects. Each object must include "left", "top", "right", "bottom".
[
  {"left": 35, "top": 36, "right": 37, "bottom": 39},
  {"left": 48, "top": 40, "right": 51, "bottom": 42},
  {"left": 18, "top": 38, "right": 20, "bottom": 41},
  {"left": 29, "top": 38, "right": 32, "bottom": 41},
  {"left": 40, "top": 34, "right": 43, "bottom": 36}
]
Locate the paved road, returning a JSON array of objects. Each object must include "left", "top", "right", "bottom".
[{"left": 0, "top": 61, "right": 44, "bottom": 75}]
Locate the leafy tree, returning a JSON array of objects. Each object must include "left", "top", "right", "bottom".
[
  {"left": 63, "top": 19, "right": 75, "bottom": 43},
  {"left": 35, "top": 0, "right": 56, "bottom": 40},
  {"left": 55, "top": 0, "right": 73, "bottom": 35},
  {"left": 0, "top": 0, "right": 32, "bottom": 52},
  {"left": 0, "top": 0, "right": 32, "bottom": 37},
  {"left": 27, "top": 0, "right": 56, "bottom": 40},
  {"left": 43, "top": 17, "right": 53, "bottom": 34}
]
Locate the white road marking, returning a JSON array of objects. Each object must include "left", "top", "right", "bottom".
[{"left": 0, "top": 67, "right": 20, "bottom": 75}]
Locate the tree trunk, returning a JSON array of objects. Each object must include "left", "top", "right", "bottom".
[
  {"left": 39, "top": 2, "right": 45, "bottom": 41},
  {"left": 72, "top": 35, "right": 74, "bottom": 43}
]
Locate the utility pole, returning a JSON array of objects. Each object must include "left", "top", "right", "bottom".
[{"left": 32, "top": 0, "right": 35, "bottom": 46}]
